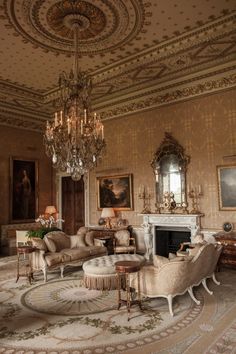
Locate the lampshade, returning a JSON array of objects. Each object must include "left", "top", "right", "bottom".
[
  {"left": 101, "top": 208, "right": 115, "bottom": 218},
  {"left": 45, "top": 205, "right": 57, "bottom": 215}
]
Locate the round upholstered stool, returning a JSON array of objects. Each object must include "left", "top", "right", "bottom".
[{"left": 83, "top": 254, "right": 145, "bottom": 290}]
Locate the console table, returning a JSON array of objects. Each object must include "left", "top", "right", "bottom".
[{"left": 213, "top": 231, "right": 236, "bottom": 270}]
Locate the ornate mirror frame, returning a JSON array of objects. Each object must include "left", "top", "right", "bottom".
[{"left": 151, "top": 132, "right": 190, "bottom": 213}]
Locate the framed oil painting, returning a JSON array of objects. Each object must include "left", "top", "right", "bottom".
[
  {"left": 217, "top": 165, "right": 236, "bottom": 210},
  {"left": 10, "top": 157, "right": 38, "bottom": 223},
  {"left": 97, "top": 174, "right": 133, "bottom": 210}
]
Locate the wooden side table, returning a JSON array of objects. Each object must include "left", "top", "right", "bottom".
[
  {"left": 16, "top": 245, "right": 36, "bottom": 284},
  {"left": 115, "top": 260, "right": 142, "bottom": 321}
]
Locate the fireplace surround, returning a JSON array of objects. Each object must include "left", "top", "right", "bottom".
[{"left": 140, "top": 214, "right": 203, "bottom": 260}]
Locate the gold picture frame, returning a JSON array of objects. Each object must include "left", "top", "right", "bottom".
[
  {"left": 10, "top": 157, "right": 39, "bottom": 223},
  {"left": 217, "top": 164, "right": 236, "bottom": 210},
  {"left": 97, "top": 174, "right": 133, "bottom": 211}
]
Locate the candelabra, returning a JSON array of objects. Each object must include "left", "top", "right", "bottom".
[
  {"left": 138, "top": 185, "right": 152, "bottom": 214},
  {"left": 188, "top": 185, "right": 203, "bottom": 214}
]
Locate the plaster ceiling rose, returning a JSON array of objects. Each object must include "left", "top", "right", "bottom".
[{"left": 5, "top": 0, "right": 144, "bottom": 54}]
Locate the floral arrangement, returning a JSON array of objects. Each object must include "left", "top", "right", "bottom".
[
  {"left": 27, "top": 214, "right": 64, "bottom": 239},
  {"left": 35, "top": 214, "right": 64, "bottom": 228}
]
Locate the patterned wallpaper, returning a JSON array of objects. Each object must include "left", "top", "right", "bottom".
[{"left": 89, "top": 88, "right": 236, "bottom": 232}]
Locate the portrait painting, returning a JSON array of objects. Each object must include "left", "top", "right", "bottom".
[
  {"left": 217, "top": 165, "right": 236, "bottom": 210},
  {"left": 97, "top": 174, "right": 133, "bottom": 210},
  {"left": 10, "top": 157, "right": 38, "bottom": 222}
]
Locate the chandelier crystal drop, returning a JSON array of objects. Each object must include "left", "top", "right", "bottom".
[{"left": 44, "top": 18, "right": 105, "bottom": 181}]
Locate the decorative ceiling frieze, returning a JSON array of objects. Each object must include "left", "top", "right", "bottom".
[{"left": 0, "top": 0, "right": 235, "bottom": 131}]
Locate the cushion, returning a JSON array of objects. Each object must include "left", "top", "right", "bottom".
[
  {"left": 94, "top": 239, "right": 104, "bottom": 247},
  {"left": 61, "top": 248, "right": 91, "bottom": 261},
  {"left": 45, "top": 231, "right": 70, "bottom": 251},
  {"left": 31, "top": 237, "right": 48, "bottom": 252},
  {"left": 153, "top": 255, "right": 169, "bottom": 268},
  {"left": 85, "top": 231, "right": 96, "bottom": 246},
  {"left": 84, "top": 246, "right": 107, "bottom": 256},
  {"left": 77, "top": 226, "right": 89, "bottom": 235},
  {"left": 44, "top": 237, "right": 56, "bottom": 253},
  {"left": 45, "top": 252, "right": 63, "bottom": 267},
  {"left": 169, "top": 256, "right": 185, "bottom": 262},
  {"left": 168, "top": 252, "right": 176, "bottom": 259},
  {"left": 115, "top": 230, "right": 130, "bottom": 246},
  {"left": 70, "top": 234, "right": 87, "bottom": 248}
]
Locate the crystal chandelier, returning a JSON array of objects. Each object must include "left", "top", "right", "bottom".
[{"left": 44, "top": 13, "right": 105, "bottom": 181}]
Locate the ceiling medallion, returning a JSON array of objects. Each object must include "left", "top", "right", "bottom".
[
  {"left": 47, "top": 1, "right": 106, "bottom": 40},
  {"left": 5, "top": 0, "right": 144, "bottom": 55}
]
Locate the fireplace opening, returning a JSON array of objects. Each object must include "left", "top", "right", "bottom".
[{"left": 155, "top": 226, "right": 191, "bottom": 257}]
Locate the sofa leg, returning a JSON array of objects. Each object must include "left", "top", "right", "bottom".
[
  {"left": 60, "top": 265, "right": 64, "bottom": 278},
  {"left": 212, "top": 273, "right": 220, "bottom": 285},
  {"left": 202, "top": 278, "right": 213, "bottom": 295},
  {"left": 167, "top": 295, "right": 174, "bottom": 317},
  {"left": 188, "top": 287, "right": 200, "bottom": 305}
]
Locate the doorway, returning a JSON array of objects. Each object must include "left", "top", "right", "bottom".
[{"left": 61, "top": 176, "right": 85, "bottom": 235}]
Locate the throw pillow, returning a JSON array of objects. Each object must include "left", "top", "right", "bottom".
[
  {"left": 153, "top": 255, "right": 169, "bottom": 268},
  {"left": 193, "top": 233, "right": 204, "bottom": 244},
  {"left": 94, "top": 239, "right": 104, "bottom": 247},
  {"left": 70, "top": 234, "right": 86, "bottom": 248},
  {"left": 44, "top": 236, "right": 56, "bottom": 253},
  {"left": 168, "top": 252, "right": 176, "bottom": 259},
  {"left": 85, "top": 231, "right": 95, "bottom": 246},
  {"left": 31, "top": 237, "right": 48, "bottom": 252}
]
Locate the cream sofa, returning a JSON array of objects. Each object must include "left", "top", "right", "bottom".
[
  {"left": 130, "top": 242, "right": 222, "bottom": 316},
  {"left": 31, "top": 230, "right": 107, "bottom": 282}
]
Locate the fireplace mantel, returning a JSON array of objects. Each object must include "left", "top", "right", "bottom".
[{"left": 139, "top": 213, "right": 204, "bottom": 260}]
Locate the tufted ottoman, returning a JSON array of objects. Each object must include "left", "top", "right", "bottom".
[{"left": 83, "top": 254, "right": 145, "bottom": 290}]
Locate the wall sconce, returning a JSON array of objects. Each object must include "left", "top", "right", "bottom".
[{"left": 101, "top": 207, "right": 115, "bottom": 229}]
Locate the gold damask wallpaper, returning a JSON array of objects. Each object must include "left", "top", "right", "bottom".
[{"left": 89, "top": 88, "right": 236, "bottom": 232}]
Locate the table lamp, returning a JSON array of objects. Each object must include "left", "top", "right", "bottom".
[
  {"left": 101, "top": 207, "right": 115, "bottom": 229},
  {"left": 45, "top": 205, "right": 57, "bottom": 215}
]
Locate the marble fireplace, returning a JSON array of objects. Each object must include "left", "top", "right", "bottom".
[{"left": 140, "top": 214, "right": 203, "bottom": 260}]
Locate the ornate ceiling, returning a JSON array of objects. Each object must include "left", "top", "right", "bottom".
[{"left": 0, "top": 0, "right": 235, "bottom": 131}]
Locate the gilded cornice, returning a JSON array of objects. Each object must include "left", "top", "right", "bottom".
[{"left": 99, "top": 73, "right": 236, "bottom": 120}]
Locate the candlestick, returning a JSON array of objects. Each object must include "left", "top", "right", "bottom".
[
  {"left": 188, "top": 185, "right": 203, "bottom": 214},
  {"left": 138, "top": 185, "right": 152, "bottom": 213}
]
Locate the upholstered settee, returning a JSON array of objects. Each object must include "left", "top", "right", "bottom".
[
  {"left": 130, "top": 242, "right": 222, "bottom": 316},
  {"left": 31, "top": 230, "right": 107, "bottom": 282}
]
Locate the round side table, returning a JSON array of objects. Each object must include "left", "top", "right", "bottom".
[
  {"left": 115, "top": 260, "right": 142, "bottom": 321},
  {"left": 16, "top": 245, "right": 36, "bottom": 284}
]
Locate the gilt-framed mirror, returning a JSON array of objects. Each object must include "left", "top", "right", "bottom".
[{"left": 151, "top": 133, "right": 190, "bottom": 212}]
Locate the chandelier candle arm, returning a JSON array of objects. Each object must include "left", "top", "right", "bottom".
[{"left": 44, "top": 10, "right": 106, "bottom": 181}]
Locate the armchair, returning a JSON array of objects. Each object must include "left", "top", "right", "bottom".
[{"left": 113, "top": 230, "right": 136, "bottom": 254}]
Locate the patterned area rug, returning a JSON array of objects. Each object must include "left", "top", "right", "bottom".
[
  {"left": 22, "top": 278, "right": 119, "bottom": 315},
  {"left": 0, "top": 256, "right": 236, "bottom": 354}
]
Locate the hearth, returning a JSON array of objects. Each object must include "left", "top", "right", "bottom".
[
  {"left": 140, "top": 213, "right": 203, "bottom": 260},
  {"left": 155, "top": 226, "right": 191, "bottom": 257}
]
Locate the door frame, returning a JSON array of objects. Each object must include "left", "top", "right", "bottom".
[{"left": 55, "top": 172, "right": 90, "bottom": 228}]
